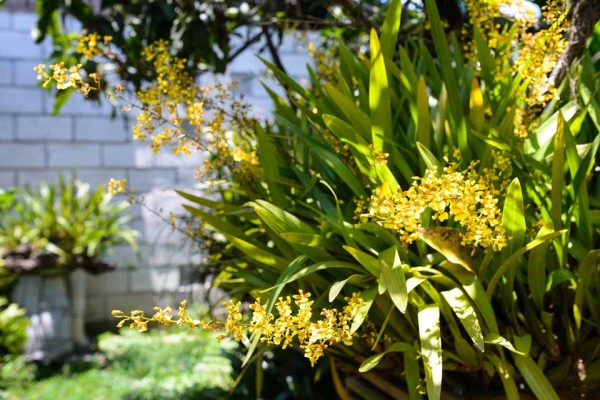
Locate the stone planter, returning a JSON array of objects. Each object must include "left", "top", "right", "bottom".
[
  {"left": 12, "top": 269, "right": 74, "bottom": 361},
  {"left": 11, "top": 268, "right": 90, "bottom": 361},
  {"left": 4, "top": 244, "right": 113, "bottom": 361}
]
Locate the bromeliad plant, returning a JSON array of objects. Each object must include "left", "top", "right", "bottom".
[
  {"left": 0, "top": 176, "right": 137, "bottom": 275},
  {"left": 40, "top": 0, "right": 600, "bottom": 398}
]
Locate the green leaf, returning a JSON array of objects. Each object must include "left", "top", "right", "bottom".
[
  {"left": 416, "top": 76, "right": 431, "bottom": 152},
  {"left": 513, "top": 354, "right": 560, "bottom": 400},
  {"left": 344, "top": 246, "right": 381, "bottom": 278},
  {"left": 380, "top": 0, "right": 402, "bottom": 60},
  {"left": 530, "top": 102, "right": 577, "bottom": 156},
  {"left": 484, "top": 334, "right": 526, "bottom": 355},
  {"left": 551, "top": 113, "right": 565, "bottom": 230},
  {"left": 417, "top": 141, "right": 442, "bottom": 172},
  {"left": 441, "top": 288, "right": 484, "bottom": 352},
  {"left": 279, "top": 232, "right": 338, "bottom": 252},
  {"left": 370, "top": 29, "right": 393, "bottom": 152},
  {"left": 52, "top": 88, "right": 74, "bottom": 115},
  {"left": 275, "top": 261, "right": 362, "bottom": 287},
  {"left": 255, "top": 124, "right": 286, "bottom": 207},
  {"left": 424, "top": 0, "right": 462, "bottom": 145},
  {"left": 359, "top": 342, "right": 416, "bottom": 373},
  {"left": 329, "top": 274, "right": 369, "bottom": 302},
  {"left": 223, "top": 233, "right": 288, "bottom": 270},
  {"left": 323, "top": 84, "right": 371, "bottom": 137},
  {"left": 418, "top": 304, "right": 442, "bottom": 400},
  {"left": 351, "top": 286, "right": 378, "bottom": 333},
  {"left": 502, "top": 178, "right": 526, "bottom": 252},
  {"left": 527, "top": 224, "right": 555, "bottom": 309},
  {"left": 176, "top": 190, "right": 237, "bottom": 212},
  {"left": 378, "top": 247, "right": 408, "bottom": 313},
  {"left": 469, "top": 78, "right": 485, "bottom": 133},
  {"left": 251, "top": 200, "right": 315, "bottom": 235},
  {"left": 487, "top": 227, "right": 564, "bottom": 297},
  {"left": 487, "top": 354, "right": 520, "bottom": 400}
]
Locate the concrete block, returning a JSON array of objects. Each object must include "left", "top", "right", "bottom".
[
  {"left": 0, "top": 12, "right": 10, "bottom": 30},
  {"left": 279, "top": 53, "right": 313, "bottom": 77},
  {"left": 74, "top": 168, "right": 127, "bottom": 189},
  {"left": 47, "top": 143, "right": 101, "bottom": 167},
  {"left": 14, "top": 60, "right": 43, "bottom": 86},
  {"left": 128, "top": 169, "right": 177, "bottom": 192},
  {"left": 251, "top": 74, "right": 286, "bottom": 100},
  {"left": 0, "top": 143, "right": 44, "bottom": 167},
  {"left": 245, "top": 97, "right": 274, "bottom": 120},
  {"left": 0, "top": 87, "right": 43, "bottom": 113},
  {"left": 133, "top": 215, "right": 183, "bottom": 245},
  {"left": 140, "top": 242, "right": 201, "bottom": 268},
  {"left": 142, "top": 190, "right": 189, "bottom": 217},
  {"left": 101, "top": 143, "right": 154, "bottom": 168},
  {"left": 86, "top": 269, "right": 129, "bottom": 296},
  {"left": 75, "top": 116, "right": 130, "bottom": 142},
  {"left": 0, "top": 171, "right": 16, "bottom": 187},
  {"left": 84, "top": 297, "right": 106, "bottom": 322},
  {"left": 17, "top": 115, "right": 72, "bottom": 141},
  {"left": 0, "top": 31, "right": 41, "bottom": 59},
  {"left": 59, "top": 95, "right": 113, "bottom": 116},
  {"left": 0, "top": 115, "right": 14, "bottom": 140},
  {"left": 17, "top": 169, "right": 63, "bottom": 186},
  {"left": 277, "top": 33, "right": 298, "bottom": 54},
  {"left": 11, "top": 12, "right": 37, "bottom": 32},
  {"left": 103, "top": 243, "right": 145, "bottom": 268},
  {"left": 151, "top": 149, "right": 204, "bottom": 168},
  {"left": 230, "top": 72, "right": 253, "bottom": 96},
  {"left": 0, "top": 60, "right": 11, "bottom": 85},
  {"left": 129, "top": 267, "right": 181, "bottom": 292},
  {"left": 228, "top": 50, "right": 267, "bottom": 74},
  {"left": 175, "top": 168, "right": 202, "bottom": 188}
]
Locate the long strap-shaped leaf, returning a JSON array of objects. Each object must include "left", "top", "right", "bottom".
[
  {"left": 418, "top": 304, "right": 442, "bottom": 400},
  {"left": 370, "top": 29, "right": 393, "bottom": 153},
  {"left": 378, "top": 247, "right": 408, "bottom": 313}
]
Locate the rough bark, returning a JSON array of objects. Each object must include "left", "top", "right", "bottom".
[{"left": 549, "top": 0, "right": 600, "bottom": 87}]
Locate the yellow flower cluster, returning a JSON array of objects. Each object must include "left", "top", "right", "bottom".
[
  {"left": 130, "top": 40, "right": 201, "bottom": 157},
  {"left": 361, "top": 160, "right": 508, "bottom": 251},
  {"left": 464, "top": 0, "right": 569, "bottom": 137},
  {"left": 112, "top": 291, "right": 363, "bottom": 367},
  {"left": 76, "top": 32, "right": 112, "bottom": 60},
  {"left": 514, "top": 1, "right": 568, "bottom": 107},
  {"left": 107, "top": 178, "right": 127, "bottom": 195},
  {"left": 34, "top": 63, "right": 98, "bottom": 95}
]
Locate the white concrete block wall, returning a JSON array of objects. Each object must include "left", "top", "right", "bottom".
[{"left": 0, "top": 9, "right": 313, "bottom": 323}]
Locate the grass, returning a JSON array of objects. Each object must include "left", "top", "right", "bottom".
[{"left": 3, "top": 328, "right": 236, "bottom": 400}]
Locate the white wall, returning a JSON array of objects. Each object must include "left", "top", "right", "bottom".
[{"left": 0, "top": 10, "right": 313, "bottom": 323}]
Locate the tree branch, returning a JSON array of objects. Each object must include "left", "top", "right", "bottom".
[{"left": 549, "top": 0, "right": 600, "bottom": 87}]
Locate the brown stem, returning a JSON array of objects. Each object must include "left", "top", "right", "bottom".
[{"left": 549, "top": 0, "right": 600, "bottom": 88}]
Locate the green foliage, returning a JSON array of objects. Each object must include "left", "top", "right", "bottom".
[
  {"left": 0, "top": 298, "right": 31, "bottom": 395},
  {"left": 174, "top": 0, "right": 600, "bottom": 398},
  {"left": 0, "top": 175, "right": 137, "bottom": 272},
  {"left": 5, "top": 329, "right": 235, "bottom": 400},
  {"left": 0, "top": 297, "right": 28, "bottom": 356}
]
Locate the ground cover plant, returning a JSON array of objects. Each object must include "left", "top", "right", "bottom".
[
  {"left": 35, "top": 0, "right": 600, "bottom": 398},
  {"left": 3, "top": 328, "right": 236, "bottom": 400}
]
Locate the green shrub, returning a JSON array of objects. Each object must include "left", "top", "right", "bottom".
[
  {"left": 0, "top": 175, "right": 137, "bottom": 274},
  {"left": 167, "top": 1, "right": 600, "bottom": 398},
  {"left": 0, "top": 298, "right": 31, "bottom": 395},
  {"left": 31, "top": 0, "right": 600, "bottom": 398},
  {"left": 5, "top": 329, "right": 235, "bottom": 400}
]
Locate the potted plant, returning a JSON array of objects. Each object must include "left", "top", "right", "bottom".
[{"left": 0, "top": 176, "right": 137, "bottom": 360}]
